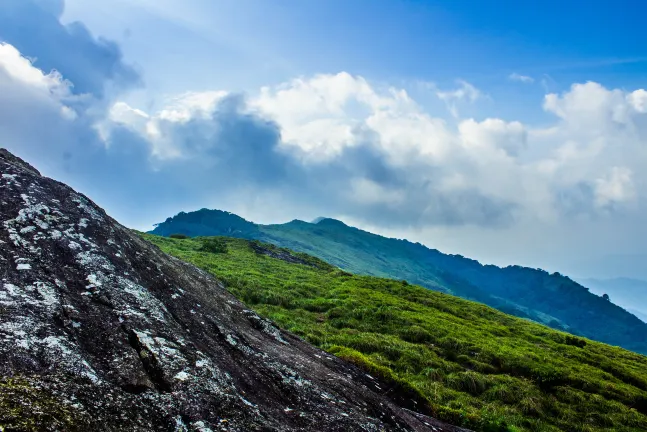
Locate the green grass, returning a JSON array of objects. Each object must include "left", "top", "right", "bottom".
[
  {"left": 144, "top": 234, "right": 647, "bottom": 432},
  {"left": 149, "top": 209, "right": 647, "bottom": 355}
]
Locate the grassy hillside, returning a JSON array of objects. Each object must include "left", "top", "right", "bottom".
[
  {"left": 150, "top": 209, "right": 647, "bottom": 355},
  {"left": 144, "top": 233, "right": 647, "bottom": 432}
]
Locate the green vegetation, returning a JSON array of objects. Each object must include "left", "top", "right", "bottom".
[
  {"left": 169, "top": 233, "right": 189, "bottom": 239},
  {"left": 145, "top": 234, "right": 647, "bottom": 432},
  {"left": 199, "top": 237, "right": 228, "bottom": 254},
  {"left": 0, "top": 376, "right": 83, "bottom": 431},
  {"left": 149, "top": 209, "right": 647, "bottom": 355}
]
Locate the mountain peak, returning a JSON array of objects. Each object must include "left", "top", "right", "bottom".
[{"left": 314, "top": 217, "right": 348, "bottom": 227}]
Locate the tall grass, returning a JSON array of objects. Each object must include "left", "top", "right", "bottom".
[{"left": 144, "top": 234, "right": 647, "bottom": 432}]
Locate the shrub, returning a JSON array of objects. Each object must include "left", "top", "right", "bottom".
[
  {"left": 169, "top": 233, "right": 189, "bottom": 239},
  {"left": 199, "top": 237, "right": 228, "bottom": 254}
]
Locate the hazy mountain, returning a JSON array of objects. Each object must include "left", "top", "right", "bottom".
[
  {"left": 151, "top": 209, "right": 647, "bottom": 355},
  {"left": 578, "top": 277, "right": 647, "bottom": 323}
]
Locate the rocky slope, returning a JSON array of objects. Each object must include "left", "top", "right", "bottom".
[{"left": 0, "top": 148, "right": 468, "bottom": 431}]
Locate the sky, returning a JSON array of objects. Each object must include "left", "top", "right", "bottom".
[{"left": 1, "top": 0, "right": 647, "bottom": 280}]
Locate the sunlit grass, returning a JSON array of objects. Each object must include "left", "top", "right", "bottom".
[{"left": 144, "top": 234, "right": 647, "bottom": 432}]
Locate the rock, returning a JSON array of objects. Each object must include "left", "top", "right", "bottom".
[{"left": 0, "top": 148, "right": 469, "bottom": 432}]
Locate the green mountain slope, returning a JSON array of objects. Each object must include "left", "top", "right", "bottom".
[
  {"left": 150, "top": 209, "right": 647, "bottom": 355},
  {"left": 143, "top": 234, "right": 647, "bottom": 432},
  {"left": 577, "top": 277, "right": 647, "bottom": 323}
]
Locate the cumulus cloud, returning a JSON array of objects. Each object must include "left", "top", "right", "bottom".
[
  {"left": 94, "top": 70, "right": 646, "bottom": 232},
  {"left": 1, "top": 2, "right": 647, "bottom": 249},
  {"left": 594, "top": 167, "right": 636, "bottom": 209},
  {"left": 509, "top": 73, "right": 534, "bottom": 83},
  {"left": 0, "top": 0, "right": 140, "bottom": 98},
  {"left": 96, "top": 72, "right": 518, "bottom": 228}
]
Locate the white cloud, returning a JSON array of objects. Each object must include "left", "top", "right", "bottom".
[
  {"left": 627, "top": 89, "right": 647, "bottom": 113},
  {"left": 458, "top": 118, "right": 527, "bottom": 158},
  {"left": 437, "top": 80, "right": 482, "bottom": 103},
  {"left": 595, "top": 167, "right": 635, "bottom": 208},
  {"left": 251, "top": 72, "right": 418, "bottom": 160},
  {"left": 105, "top": 72, "right": 647, "bottom": 229},
  {"left": 509, "top": 73, "right": 534, "bottom": 83},
  {"left": 4, "top": 34, "right": 647, "bottom": 241},
  {"left": 0, "top": 42, "right": 75, "bottom": 113},
  {"left": 0, "top": 42, "right": 84, "bottom": 156},
  {"left": 436, "top": 80, "right": 482, "bottom": 117}
]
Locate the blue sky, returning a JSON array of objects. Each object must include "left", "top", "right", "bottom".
[{"left": 2, "top": 0, "right": 647, "bottom": 280}]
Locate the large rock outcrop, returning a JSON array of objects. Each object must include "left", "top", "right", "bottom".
[{"left": 0, "top": 148, "right": 467, "bottom": 432}]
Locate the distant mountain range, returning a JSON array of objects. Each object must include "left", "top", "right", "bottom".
[
  {"left": 576, "top": 277, "right": 647, "bottom": 323},
  {"left": 150, "top": 208, "right": 647, "bottom": 354}
]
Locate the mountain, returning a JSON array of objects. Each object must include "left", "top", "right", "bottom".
[
  {"left": 145, "top": 234, "right": 647, "bottom": 432},
  {"left": 151, "top": 210, "right": 647, "bottom": 355},
  {"left": 578, "top": 277, "right": 647, "bottom": 323},
  {"left": 0, "top": 148, "right": 465, "bottom": 431}
]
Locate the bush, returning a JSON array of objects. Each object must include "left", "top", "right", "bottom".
[
  {"left": 199, "top": 237, "right": 228, "bottom": 254},
  {"left": 169, "top": 233, "right": 189, "bottom": 239}
]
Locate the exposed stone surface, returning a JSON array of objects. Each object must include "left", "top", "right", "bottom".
[{"left": 0, "top": 149, "right": 469, "bottom": 431}]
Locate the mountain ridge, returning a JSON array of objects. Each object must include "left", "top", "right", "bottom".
[
  {"left": 150, "top": 208, "right": 647, "bottom": 355},
  {"left": 577, "top": 277, "right": 647, "bottom": 323}
]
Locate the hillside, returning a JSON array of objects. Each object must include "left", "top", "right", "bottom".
[
  {"left": 578, "top": 277, "right": 647, "bottom": 323},
  {"left": 0, "top": 148, "right": 464, "bottom": 431},
  {"left": 150, "top": 209, "right": 647, "bottom": 355},
  {"left": 145, "top": 234, "right": 647, "bottom": 432}
]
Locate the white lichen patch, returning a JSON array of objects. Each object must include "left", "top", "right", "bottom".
[
  {"left": 118, "top": 276, "right": 169, "bottom": 322},
  {"left": 191, "top": 421, "right": 214, "bottom": 432},
  {"left": 174, "top": 371, "right": 190, "bottom": 381},
  {"left": 16, "top": 263, "right": 31, "bottom": 270},
  {"left": 33, "top": 281, "right": 58, "bottom": 308},
  {"left": 269, "top": 362, "right": 314, "bottom": 389},
  {"left": 174, "top": 416, "right": 188, "bottom": 432},
  {"left": 243, "top": 311, "right": 289, "bottom": 345},
  {"left": 133, "top": 329, "right": 189, "bottom": 373},
  {"left": 72, "top": 195, "right": 104, "bottom": 221},
  {"left": 0, "top": 313, "right": 100, "bottom": 384},
  {"left": 86, "top": 274, "right": 103, "bottom": 288},
  {"left": 225, "top": 334, "right": 238, "bottom": 347}
]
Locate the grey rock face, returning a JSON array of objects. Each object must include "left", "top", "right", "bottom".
[{"left": 0, "top": 149, "right": 468, "bottom": 432}]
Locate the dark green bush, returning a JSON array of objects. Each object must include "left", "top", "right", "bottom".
[
  {"left": 199, "top": 238, "right": 228, "bottom": 254},
  {"left": 169, "top": 233, "right": 189, "bottom": 239}
]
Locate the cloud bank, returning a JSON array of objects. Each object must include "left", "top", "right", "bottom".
[{"left": 1, "top": 0, "right": 647, "bottom": 274}]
